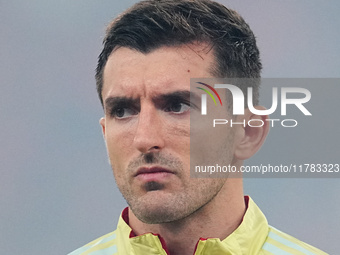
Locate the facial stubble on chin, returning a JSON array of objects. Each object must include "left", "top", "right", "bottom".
[
  {"left": 116, "top": 152, "right": 186, "bottom": 223},
  {"left": 144, "top": 181, "right": 165, "bottom": 191},
  {"left": 136, "top": 153, "right": 172, "bottom": 192}
]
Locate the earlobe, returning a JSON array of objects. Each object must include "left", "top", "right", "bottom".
[
  {"left": 99, "top": 117, "right": 106, "bottom": 137},
  {"left": 234, "top": 107, "right": 270, "bottom": 160}
]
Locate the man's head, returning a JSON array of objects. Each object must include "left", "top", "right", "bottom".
[
  {"left": 96, "top": 0, "right": 262, "bottom": 107},
  {"left": 98, "top": 0, "right": 268, "bottom": 225}
]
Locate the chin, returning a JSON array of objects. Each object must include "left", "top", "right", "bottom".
[
  {"left": 129, "top": 194, "right": 188, "bottom": 224},
  {"left": 135, "top": 208, "right": 181, "bottom": 224}
]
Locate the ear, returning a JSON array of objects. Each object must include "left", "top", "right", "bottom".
[
  {"left": 99, "top": 117, "right": 106, "bottom": 137},
  {"left": 234, "top": 107, "right": 270, "bottom": 160}
]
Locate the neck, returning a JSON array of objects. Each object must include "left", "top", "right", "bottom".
[{"left": 128, "top": 178, "right": 246, "bottom": 255}]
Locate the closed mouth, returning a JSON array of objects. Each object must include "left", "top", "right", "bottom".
[{"left": 134, "top": 166, "right": 174, "bottom": 177}]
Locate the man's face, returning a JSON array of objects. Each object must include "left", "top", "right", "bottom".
[{"left": 100, "top": 44, "right": 237, "bottom": 224}]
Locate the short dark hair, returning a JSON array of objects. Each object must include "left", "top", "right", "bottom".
[{"left": 96, "top": 0, "right": 262, "bottom": 106}]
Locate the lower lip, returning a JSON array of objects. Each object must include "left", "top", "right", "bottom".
[{"left": 136, "top": 172, "right": 173, "bottom": 182}]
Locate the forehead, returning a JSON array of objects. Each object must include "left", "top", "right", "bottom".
[{"left": 101, "top": 43, "right": 216, "bottom": 100}]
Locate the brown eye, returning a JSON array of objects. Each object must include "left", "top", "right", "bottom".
[
  {"left": 165, "top": 102, "right": 190, "bottom": 114},
  {"left": 112, "top": 108, "right": 122, "bottom": 118},
  {"left": 112, "top": 107, "right": 138, "bottom": 119}
]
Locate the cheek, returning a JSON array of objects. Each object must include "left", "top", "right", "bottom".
[
  {"left": 163, "top": 117, "right": 190, "bottom": 148},
  {"left": 190, "top": 125, "right": 236, "bottom": 176},
  {"left": 165, "top": 121, "right": 190, "bottom": 151},
  {"left": 105, "top": 126, "right": 135, "bottom": 167},
  {"left": 167, "top": 119, "right": 190, "bottom": 137}
]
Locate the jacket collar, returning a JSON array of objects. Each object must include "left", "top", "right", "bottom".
[{"left": 117, "top": 196, "right": 268, "bottom": 255}]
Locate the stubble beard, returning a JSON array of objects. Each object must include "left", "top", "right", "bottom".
[{"left": 113, "top": 152, "right": 226, "bottom": 224}]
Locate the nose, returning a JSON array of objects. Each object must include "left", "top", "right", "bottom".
[{"left": 133, "top": 104, "right": 165, "bottom": 154}]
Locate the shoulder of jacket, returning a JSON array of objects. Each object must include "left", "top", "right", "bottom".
[
  {"left": 67, "top": 230, "right": 118, "bottom": 255},
  {"left": 260, "top": 226, "right": 328, "bottom": 255}
]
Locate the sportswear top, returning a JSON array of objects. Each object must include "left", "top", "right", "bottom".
[{"left": 68, "top": 196, "right": 328, "bottom": 255}]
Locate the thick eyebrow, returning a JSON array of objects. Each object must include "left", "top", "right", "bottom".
[
  {"left": 104, "top": 97, "right": 139, "bottom": 114},
  {"left": 104, "top": 91, "right": 200, "bottom": 113},
  {"left": 152, "top": 90, "right": 200, "bottom": 104}
]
